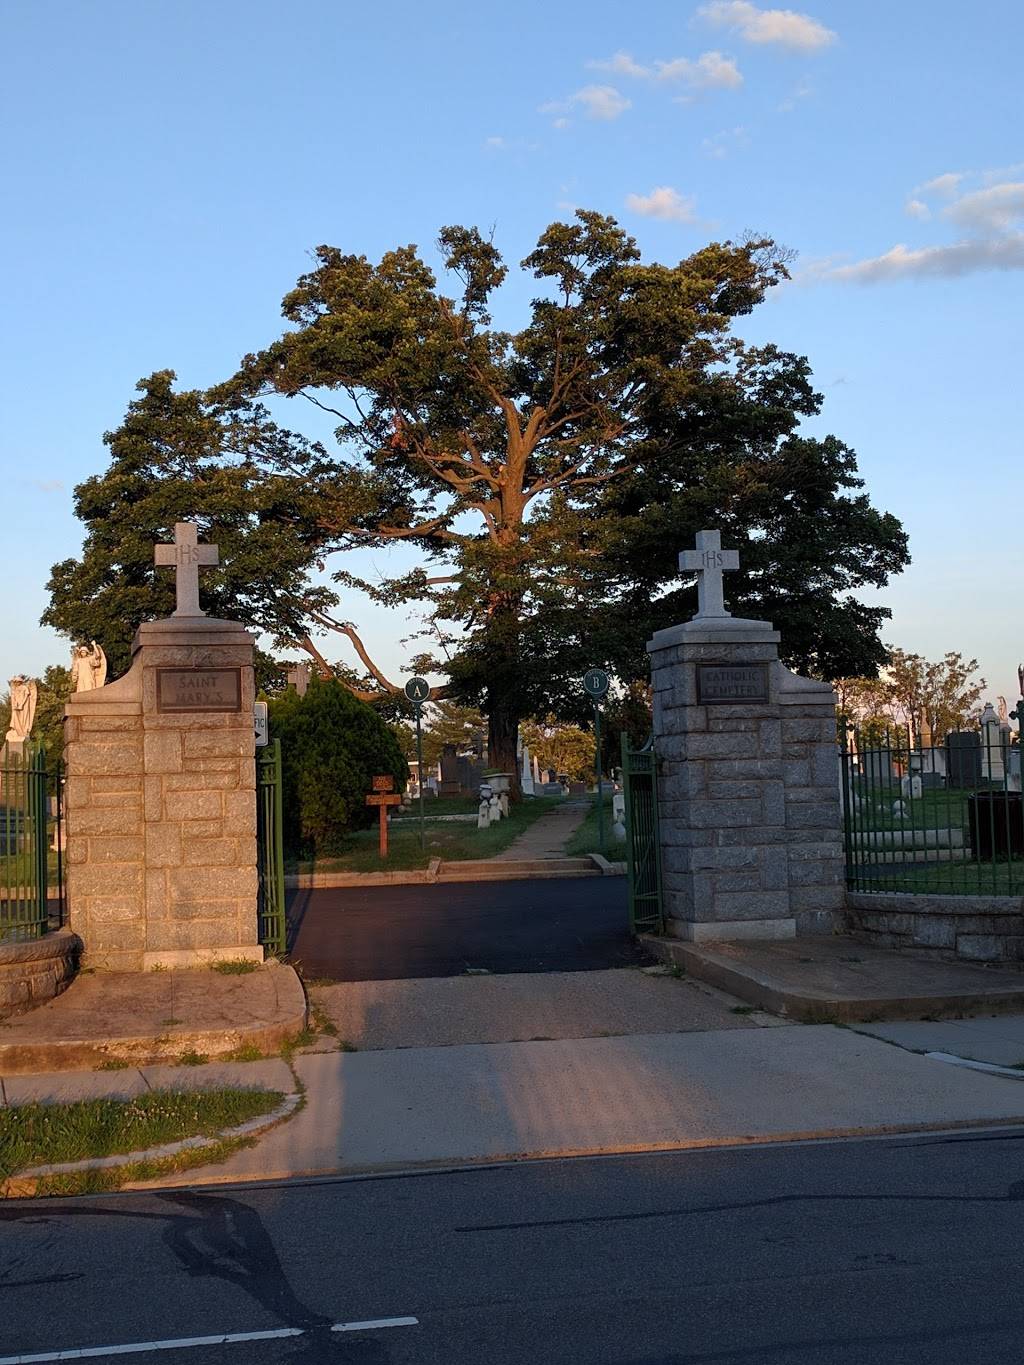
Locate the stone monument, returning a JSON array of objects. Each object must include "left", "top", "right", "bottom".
[
  {"left": 5, "top": 675, "right": 37, "bottom": 752},
  {"left": 648, "top": 529, "right": 844, "bottom": 942},
  {"left": 71, "top": 642, "right": 108, "bottom": 692},
  {"left": 63, "top": 522, "right": 262, "bottom": 970}
]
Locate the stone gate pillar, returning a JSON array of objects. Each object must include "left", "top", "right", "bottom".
[
  {"left": 64, "top": 524, "right": 262, "bottom": 970},
  {"left": 649, "top": 531, "right": 844, "bottom": 942}
]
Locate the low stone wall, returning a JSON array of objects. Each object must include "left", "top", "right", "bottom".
[
  {"left": 846, "top": 892, "right": 1024, "bottom": 962},
  {"left": 0, "top": 929, "right": 82, "bottom": 1017}
]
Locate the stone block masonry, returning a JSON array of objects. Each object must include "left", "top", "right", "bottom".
[
  {"left": 64, "top": 617, "right": 263, "bottom": 971},
  {"left": 648, "top": 609, "right": 844, "bottom": 943}
]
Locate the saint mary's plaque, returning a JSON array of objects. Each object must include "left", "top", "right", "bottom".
[{"left": 156, "top": 667, "right": 243, "bottom": 713}]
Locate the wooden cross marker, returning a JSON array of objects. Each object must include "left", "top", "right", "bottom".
[
  {"left": 367, "top": 776, "right": 402, "bottom": 858},
  {"left": 154, "top": 522, "right": 219, "bottom": 617},
  {"left": 678, "top": 529, "right": 739, "bottom": 620}
]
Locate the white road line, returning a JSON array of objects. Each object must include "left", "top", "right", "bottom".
[
  {"left": 0, "top": 1328, "right": 304, "bottom": 1362},
  {"left": 0, "top": 1317, "right": 420, "bottom": 1363},
  {"left": 332, "top": 1317, "right": 420, "bottom": 1332}
]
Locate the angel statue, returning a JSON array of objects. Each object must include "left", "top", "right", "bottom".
[
  {"left": 5, "top": 675, "right": 38, "bottom": 744},
  {"left": 71, "top": 641, "right": 108, "bottom": 693}
]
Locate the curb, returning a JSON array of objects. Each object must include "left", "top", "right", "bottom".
[
  {"left": 1, "top": 1090, "right": 303, "bottom": 1198},
  {"left": 287, "top": 859, "right": 605, "bottom": 889},
  {"left": 103, "top": 1113, "right": 1024, "bottom": 1193}
]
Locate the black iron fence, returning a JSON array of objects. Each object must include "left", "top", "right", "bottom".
[
  {"left": 1, "top": 744, "right": 63, "bottom": 940},
  {"left": 840, "top": 725, "right": 1024, "bottom": 895}
]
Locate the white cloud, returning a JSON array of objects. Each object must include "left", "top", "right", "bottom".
[
  {"left": 944, "top": 182, "right": 1024, "bottom": 233},
  {"left": 702, "top": 125, "right": 750, "bottom": 158},
  {"left": 590, "top": 48, "right": 742, "bottom": 91},
  {"left": 625, "top": 186, "right": 698, "bottom": 223},
  {"left": 904, "top": 198, "right": 930, "bottom": 220},
  {"left": 918, "top": 171, "right": 962, "bottom": 197},
  {"left": 658, "top": 51, "right": 743, "bottom": 89},
  {"left": 825, "top": 235, "right": 1024, "bottom": 283},
  {"left": 589, "top": 50, "right": 650, "bottom": 78},
  {"left": 699, "top": 1, "right": 836, "bottom": 51},
  {"left": 484, "top": 136, "right": 506, "bottom": 149},
  {"left": 541, "top": 84, "right": 631, "bottom": 124}
]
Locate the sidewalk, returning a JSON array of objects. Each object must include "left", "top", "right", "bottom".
[
  {"left": 157, "top": 1024, "right": 1024, "bottom": 1186},
  {"left": 491, "top": 799, "right": 590, "bottom": 860}
]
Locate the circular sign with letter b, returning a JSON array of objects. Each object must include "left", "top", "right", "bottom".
[
  {"left": 404, "top": 676, "right": 430, "bottom": 703},
  {"left": 582, "top": 668, "right": 610, "bottom": 699}
]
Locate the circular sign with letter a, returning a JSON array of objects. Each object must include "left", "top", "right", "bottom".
[
  {"left": 582, "top": 668, "right": 610, "bottom": 699},
  {"left": 404, "top": 676, "right": 430, "bottom": 704}
]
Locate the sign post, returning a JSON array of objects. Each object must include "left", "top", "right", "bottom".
[
  {"left": 583, "top": 668, "right": 610, "bottom": 855},
  {"left": 404, "top": 676, "right": 430, "bottom": 852},
  {"left": 366, "top": 775, "right": 402, "bottom": 859}
]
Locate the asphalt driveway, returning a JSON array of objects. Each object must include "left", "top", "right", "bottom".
[{"left": 286, "top": 875, "right": 642, "bottom": 981}]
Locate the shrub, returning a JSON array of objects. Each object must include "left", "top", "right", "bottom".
[{"left": 268, "top": 679, "right": 408, "bottom": 854}]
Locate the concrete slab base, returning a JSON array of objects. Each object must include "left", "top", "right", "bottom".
[
  {"left": 0, "top": 961, "right": 307, "bottom": 1073},
  {"left": 641, "top": 934, "right": 1024, "bottom": 1022},
  {"left": 668, "top": 917, "right": 797, "bottom": 943}
]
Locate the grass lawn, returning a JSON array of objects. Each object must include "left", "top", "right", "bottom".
[
  {"left": 848, "top": 784, "right": 970, "bottom": 832},
  {"left": 851, "top": 858, "right": 1024, "bottom": 896},
  {"left": 565, "top": 792, "right": 624, "bottom": 858},
  {"left": 0, "top": 1087, "right": 284, "bottom": 1179},
  {"left": 288, "top": 796, "right": 562, "bottom": 874}
]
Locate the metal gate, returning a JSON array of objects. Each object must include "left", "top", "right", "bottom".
[
  {"left": 1, "top": 744, "right": 57, "bottom": 941},
  {"left": 621, "top": 735, "right": 664, "bottom": 934},
  {"left": 256, "top": 738, "right": 286, "bottom": 956}
]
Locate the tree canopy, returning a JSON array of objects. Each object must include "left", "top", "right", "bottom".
[
  {"left": 836, "top": 648, "right": 986, "bottom": 745},
  {"left": 45, "top": 211, "right": 909, "bottom": 775}
]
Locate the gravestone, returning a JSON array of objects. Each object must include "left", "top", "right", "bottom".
[
  {"left": 860, "top": 749, "right": 896, "bottom": 787},
  {"left": 649, "top": 529, "right": 843, "bottom": 942},
  {"left": 63, "top": 524, "right": 261, "bottom": 971},
  {"left": 946, "top": 731, "right": 981, "bottom": 788},
  {"left": 439, "top": 743, "right": 461, "bottom": 796},
  {"left": 979, "top": 703, "right": 1007, "bottom": 781}
]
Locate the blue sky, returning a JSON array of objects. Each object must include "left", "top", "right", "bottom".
[{"left": 1, "top": 0, "right": 1021, "bottom": 704}]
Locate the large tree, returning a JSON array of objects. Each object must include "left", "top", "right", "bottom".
[{"left": 46, "top": 212, "right": 908, "bottom": 774}]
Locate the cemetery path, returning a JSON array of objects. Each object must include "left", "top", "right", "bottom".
[
  {"left": 490, "top": 797, "right": 590, "bottom": 860},
  {"left": 287, "top": 875, "right": 638, "bottom": 981}
]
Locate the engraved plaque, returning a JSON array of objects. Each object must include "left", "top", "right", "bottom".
[
  {"left": 156, "top": 667, "right": 243, "bottom": 713},
  {"left": 696, "top": 662, "right": 770, "bottom": 705}
]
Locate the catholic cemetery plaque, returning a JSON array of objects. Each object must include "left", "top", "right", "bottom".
[
  {"left": 696, "top": 662, "right": 769, "bottom": 704},
  {"left": 156, "top": 667, "right": 242, "bottom": 713}
]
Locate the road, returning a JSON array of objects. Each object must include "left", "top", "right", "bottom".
[
  {"left": 286, "top": 875, "right": 643, "bottom": 980},
  {"left": 5, "top": 1130, "right": 1024, "bottom": 1362}
]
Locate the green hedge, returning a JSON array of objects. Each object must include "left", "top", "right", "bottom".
[{"left": 268, "top": 679, "right": 408, "bottom": 854}]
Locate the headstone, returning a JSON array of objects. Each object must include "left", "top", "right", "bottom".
[
  {"left": 980, "top": 703, "right": 1007, "bottom": 781},
  {"left": 477, "top": 799, "right": 490, "bottom": 829},
  {"left": 648, "top": 528, "right": 843, "bottom": 942},
  {"left": 521, "top": 744, "right": 534, "bottom": 796},
  {"left": 900, "top": 774, "right": 923, "bottom": 800},
  {"left": 489, "top": 794, "right": 502, "bottom": 821},
  {"left": 532, "top": 754, "right": 542, "bottom": 788},
  {"left": 860, "top": 749, "right": 896, "bottom": 788},
  {"left": 1008, "top": 747, "right": 1022, "bottom": 794},
  {"left": 62, "top": 523, "right": 262, "bottom": 971},
  {"left": 946, "top": 731, "right": 982, "bottom": 788},
  {"left": 439, "top": 743, "right": 461, "bottom": 796}
]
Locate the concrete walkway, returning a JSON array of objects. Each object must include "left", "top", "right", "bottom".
[
  {"left": 310, "top": 967, "right": 782, "bottom": 1050},
  {"left": 855, "top": 1015, "right": 1024, "bottom": 1068},
  {"left": 491, "top": 798, "right": 590, "bottom": 860}
]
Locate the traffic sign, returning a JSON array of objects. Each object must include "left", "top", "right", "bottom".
[
  {"left": 253, "top": 700, "right": 269, "bottom": 747},
  {"left": 404, "top": 676, "right": 430, "bottom": 704},
  {"left": 582, "top": 668, "right": 610, "bottom": 699}
]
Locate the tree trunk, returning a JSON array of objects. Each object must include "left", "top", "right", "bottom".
[{"left": 487, "top": 701, "right": 520, "bottom": 795}]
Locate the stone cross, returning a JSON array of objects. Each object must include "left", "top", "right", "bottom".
[
  {"left": 678, "top": 529, "right": 739, "bottom": 619},
  {"left": 154, "top": 522, "right": 219, "bottom": 617}
]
